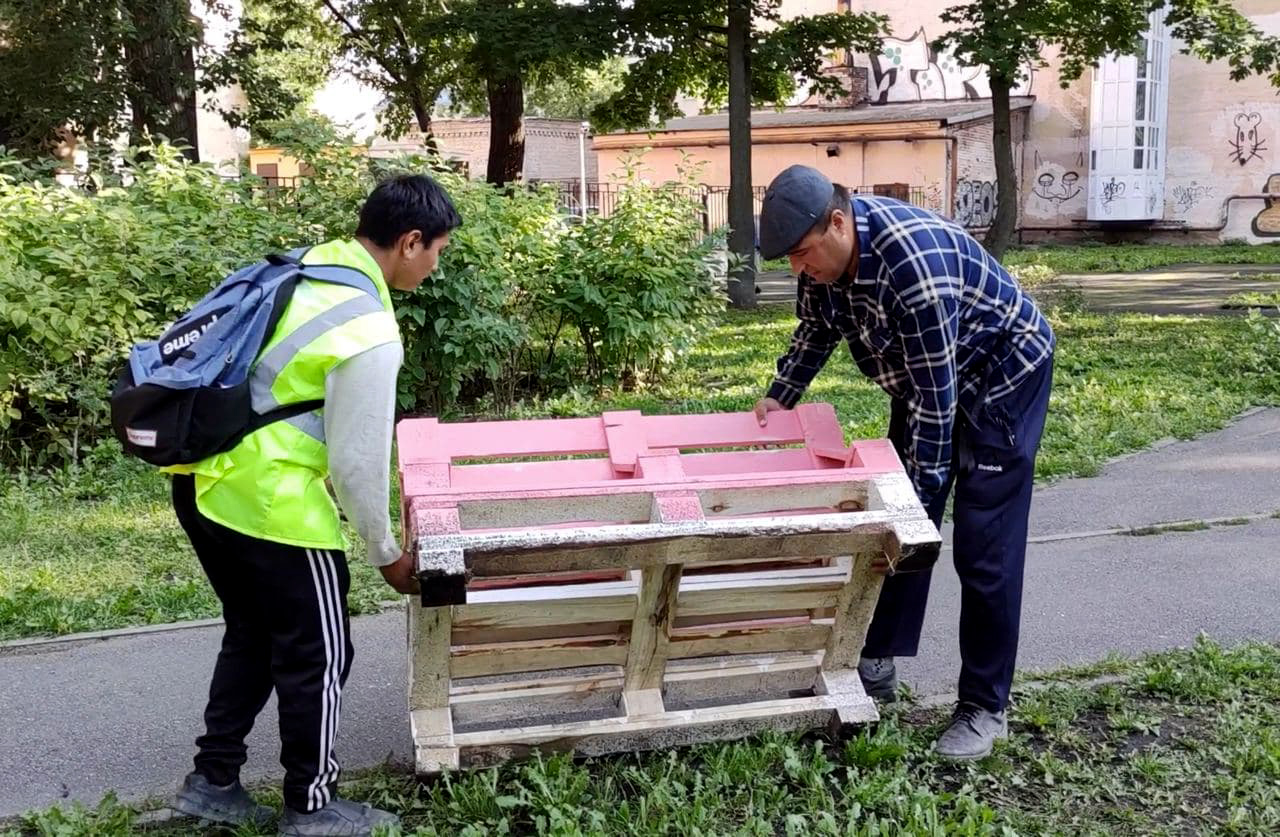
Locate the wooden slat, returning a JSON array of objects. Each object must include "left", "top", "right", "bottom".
[
  {"left": 667, "top": 619, "right": 833, "bottom": 660},
  {"left": 677, "top": 566, "right": 847, "bottom": 618},
  {"left": 408, "top": 467, "right": 900, "bottom": 509},
  {"left": 458, "top": 493, "right": 653, "bottom": 530},
  {"left": 698, "top": 482, "right": 868, "bottom": 518},
  {"left": 641, "top": 410, "right": 807, "bottom": 448},
  {"left": 409, "top": 605, "right": 454, "bottom": 710},
  {"left": 447, "top": 480, "right": 871, "bottom": 532},
  {"left": 823, "top": 553, "right": 884, "bottom": 671},
  {"left": 398, "top": 415, "right": 609, "bottom": 464},
  {"left": 454, "top": 581, "right": 638, "bottom": 630},
  {"left": 622, "top": 491, "right": 699, "bottom": 702},
  {"left": 448, "top": 693, "right": 876, "bottom": 770},
  {"left": 450, "top": 633, "right": 628, "bottom": 678},
  {"left": 448, "top": 511, "right": 906, "bottom": 577}
]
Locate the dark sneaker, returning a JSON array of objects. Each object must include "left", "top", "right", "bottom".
[
  {"left": 279, "top": 797, "right": 400, "bottom": 836},
  {"left": 858, "top": 656, "right": 899, "bottom": 702},
  {"left": 173, "top": 772, "right": 274, "bottom": 828},
  {"left": 936, "top": 701, "right": 1008, "bottom": 760}
]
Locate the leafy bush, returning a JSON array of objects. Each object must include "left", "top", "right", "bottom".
[
  {"left": 550, "top": 168, "right": 720, "bottom": 389},
  {"left": 0, "top": 145, "right": 304, "bottom": 466},
  {"left": 0, "top": 142, "right": 719, "bottom": 467}
]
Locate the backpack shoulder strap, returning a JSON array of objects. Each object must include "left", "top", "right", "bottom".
[
  {"left": 265, "top": 248, "right": 382, "bottom": 304},
  {"left": 297, "top": 263, "right": 383, "bottom": 303}
]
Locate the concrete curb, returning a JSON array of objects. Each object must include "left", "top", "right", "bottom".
[{"left": 0, "top": 599, "right": 408, "bottom": 656}]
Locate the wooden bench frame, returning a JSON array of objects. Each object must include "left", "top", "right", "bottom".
[{"left": 397, "top": 405, "right": 940, "bottom": 773}]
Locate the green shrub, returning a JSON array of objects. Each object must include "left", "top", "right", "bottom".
[
  {"left": 550, "top": 165, "right": 720, "bottom": 389},
  {"left": 0, "top": 142, "right": 719, "bottom": 467},
  {"left": 0, "top": 146, "right": 303, "bottom": 466}
]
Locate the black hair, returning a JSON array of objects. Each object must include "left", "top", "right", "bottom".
[
  {"left": 814, "top": 183, "right": 851, "bottom": 234},
  {"left": 356, "top": 174, "right": 462, "bottom": 249}
]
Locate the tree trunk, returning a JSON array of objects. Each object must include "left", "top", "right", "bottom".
[
  {"left": 486, "top": 74, "right": 525, "bottom": 186},
  {"left": 409, "top": 88, "right": 437, "bottom": 151},
  {"left": 726, "top": 0, "right": 756, "bottom": 309},
  {"left": 983, "top": 75, "right": 1017, "bottom": 259},
  {"left": 122, "top": 0, "right": 200, "bottom": 161}
]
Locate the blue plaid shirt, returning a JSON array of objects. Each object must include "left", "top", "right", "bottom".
[{"left": 767, "top": 196, "right": 1055, "bottom": 508}]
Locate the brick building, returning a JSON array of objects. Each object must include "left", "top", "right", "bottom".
[{"left": 596, "top": 0, "right": 1280, "bottom": 243}]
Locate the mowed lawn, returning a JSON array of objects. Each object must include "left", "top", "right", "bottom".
[{"left": 2, "top": 299, "right": 1278, "bottom": 640}]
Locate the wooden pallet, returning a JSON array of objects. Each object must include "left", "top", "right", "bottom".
[{"left": 396, "top": 404, "right": 940, "bottom": 773}]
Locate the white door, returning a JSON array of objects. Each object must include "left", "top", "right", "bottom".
[{"left": 1088, "top": 10, "right": 1171, "bottom": 221}]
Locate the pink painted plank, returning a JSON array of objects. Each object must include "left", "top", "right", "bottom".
[
  {"left": 679, "top": 448, "right": 816, "bottom": 476},
  {"left": 398, "top": 415, "right": 609, "bottom": 465},
  {"left": 603, "top": 410, "right": 647, "bottom": 474},
  {"left": 795, "top": 403, "right": 849, "bottom": 469},
  {"left": 635, "top": 450, "right": 686, "bottom": 481},
  {"left": 847, "top": 439, "right": 903, "bottom": 471},
  {"left": 399, "top": 408, "right": 847, "bottom": 468},
  {"left": 406, "top": 468, "right": 896, "bottom": 513},
  {"left": 441, "top": 459, "right": 616, "bottom": 493},
  {"left": 641, "top": 410, "right": 809, "bottom": 448}
]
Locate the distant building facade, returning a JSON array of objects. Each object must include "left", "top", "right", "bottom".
[{"left": 597, "top": 0, "right": 1280, "bottom": 243}]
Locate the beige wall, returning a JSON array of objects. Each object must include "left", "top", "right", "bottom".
[
  {"left": 1169, "top": 6, "right": 1280, "bottom": 241},
  {"left": 766, "top": 0, "right": 1280, "bottom": 242},
  {"left": 598, "top": 138, "right": 946, "bottom": 199}
]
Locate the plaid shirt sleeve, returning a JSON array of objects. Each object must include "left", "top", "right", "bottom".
[
  {"left": 766, "top": 275, "right": 840, "bottom": 408},
  {"left": 878, "top": 237, "right": 962, "bottom": 510}
]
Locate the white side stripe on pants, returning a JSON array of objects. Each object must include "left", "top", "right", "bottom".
[{"left": 305, "top": 549, "right": 346, "bottom": 812}]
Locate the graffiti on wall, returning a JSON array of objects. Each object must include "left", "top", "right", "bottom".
[
  {"left": 1026, "top": 152, "right": 1085, "bottom": 219},
  {"left": 863, "top": 29, "right": 1033, "bottom": 104},
  {"left": 1171, "top": 182, "right": 1215, "bottom": 214},
  {"left": 1228, "top": 112, "right": 1267, "bottom": 166},
  {"left": 1030, "top": 153, "right": 1083, "bottom": 205},
  {"left": 955, "top": 179, "right": 997, "bottom": 227},
  {"left": 1251, "top": 173, "right": 1280, "bottom": 237},
  {"left": 1100, "top": 176, "right": 1126, "bottom": 212}
]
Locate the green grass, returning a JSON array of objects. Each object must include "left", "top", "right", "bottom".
[
  {"left": 1223, "top": 290, "right": 1280, "bottom": 309},
  {"left": 1004, "top": 241, "right": 1280, "bottom": 274},
  {"left": 2, "top": 303, "right": 1278, "bottom": 640},
  {"left": 6, "top": 637, "right": 1277, "bottom": 836}
]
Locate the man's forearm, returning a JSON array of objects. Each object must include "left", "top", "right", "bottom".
[{"left": 768, "top": 320, "right": 839, "bottom": 407}]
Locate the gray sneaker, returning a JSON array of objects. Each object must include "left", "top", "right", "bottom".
[
  {"left": 858, "top": 656, "right": 899, "bottom": 702},
  {"left": 173, "top": 772, "right": 274, "bottom": 828},
  {"left": 936, "top": 702, "right": 1008, "bottom": 760},
  {"left": 279, "top": 797, "right": 400, "bottom": 836}
]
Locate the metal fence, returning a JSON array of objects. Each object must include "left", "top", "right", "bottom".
[
  {"left": 236, "top": 174, "right": 935, "bottom": 236},
  {"left": 533, "top": 180, "right": 933, "bottom": 237}
]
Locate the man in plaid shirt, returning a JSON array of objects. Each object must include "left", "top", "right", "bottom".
[{"left": 754, "top": 165, "right": 1055, "bottom": 760}]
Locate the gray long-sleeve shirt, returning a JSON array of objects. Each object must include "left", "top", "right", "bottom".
[{"left": 324, "top": 341, "right": 403, "bottom": 567}]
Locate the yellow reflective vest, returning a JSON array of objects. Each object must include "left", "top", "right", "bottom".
[{"left": 167, "top": 240, "right": 400, "bottom": 549}]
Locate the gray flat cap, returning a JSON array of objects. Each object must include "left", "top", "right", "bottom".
[{"left": 758, "top": 165, "right": 835, "bottom": 260}]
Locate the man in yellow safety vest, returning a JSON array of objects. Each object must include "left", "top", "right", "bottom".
[{"left": 169, "top": 174, "right": 460, "bottom": 836}]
